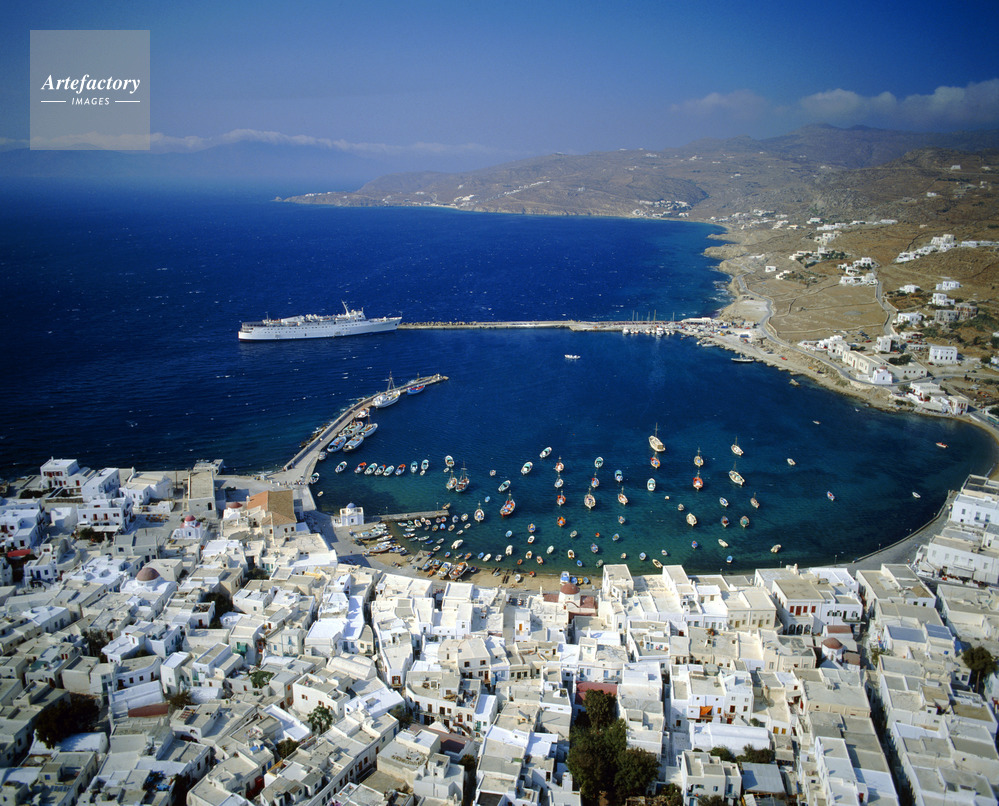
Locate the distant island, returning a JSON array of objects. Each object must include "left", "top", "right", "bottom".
[{"left": 283, "top": 124, "right": 999, "bottom": 419}]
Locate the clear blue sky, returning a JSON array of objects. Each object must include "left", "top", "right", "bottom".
[{"left": 3, "top": 0, "right": 999, "bottom": 170}]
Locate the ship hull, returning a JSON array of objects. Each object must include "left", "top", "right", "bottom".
[{"left": 238, "top": 315, "right": 401, "bottom": 341}]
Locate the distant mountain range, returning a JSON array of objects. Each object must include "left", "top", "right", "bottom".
[{"left": 280, "top": 125, "right": 999, "bottom": 222}]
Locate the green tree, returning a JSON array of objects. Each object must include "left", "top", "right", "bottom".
[
  {"left": 33, "top": 695, "right": 100, "bottom": 748},
  {"left": 698, "top": 796, "right": 727, "bottom": 806},
  {"left": 650, "top": 784, "right": 683, "bottom": 806},
  {"left": 613, "top": 746, "right": 659, "bottom": 800},
  {"left": 737, "top": 745, "right": 775, "bottom": 764},
  {"left": 248, "top": 567, "right": 270, "bottom": 581},
  {"left": 962, "top": 645, "right": 998, "bottom": 693},
  {"left": 206, "top": 591, "right": 234, "bottom": 629},
  {"left": 249, "top": 669, "right": 274, "bottom": 689},
  {"left": 307, "top": 704, "right": 334, "bottom": 736},
  {"left": 582, "top": 688, "right": 617, "bottom": 729},
  {"left": 82, "top": 628, "right": 114, "bottom": 658},
  {"left": 275, "top": 739, "right": 299, "bottom": 759},
  {"left": 566, "top": 718, "right": 627, "bottom": 802},
  {"left": 709, "top": 746, "right": 735, "bottom": 763},
  {"left": 166, "top": 690, "right": 195, "bottom": 710}
]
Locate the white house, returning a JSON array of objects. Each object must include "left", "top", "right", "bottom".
[{"left": 927, "top": 345, "right": 958, "bottom": 364}]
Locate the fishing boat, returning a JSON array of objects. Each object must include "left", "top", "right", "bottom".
[
  {"left": 500, "top": 496, "right": 516, "bottom": 517},
  {"left": 354, "top": 462, "right": 367, "bottom": 474},
  {"left": 396, "top": 463, "right": 407, "bottom": 476},
  {"left": 731, "top": 438, "right": 743, "bottom": 456},
  {"left": 554, "top": 475, "right": 563, "bottom": 488},
  {"left": 719, "top": 497, "right": 728, "bottom": 507},
  {"left": 474, "top": 504, "right": 485, "bottom": 523},
  {"left": 693, "top": 474, "right": 703, "bottom": 491},
  {"left": 740, "top": 515, "right": 750, "bottom": 528},
  {"left": 498, "top": 479, "right": 511, "bottom": 492},
  {"left": 750, "top": 495, "right": 760, "bottom": 509},
  {"left": 555, "top": 457, "right": 564, "bottom": 473},
  {"left": 787, "top": 457, "right": 796, "bottom": 466},
  {"left": 718, "top": 538, "right": 729, "bottom": 547},
  {"left": 557, "top": 493, "right": 566, "bottom": 506},
  {"left": 540, "top": 446, "right": 552, "bottom": 458},
  {"left": 721, "top": 517, "right": 729, "bottom": 528},
  {"left": 445, "top": 455, "right": 454, "bottom": 468},
  {"left": 591, "top": 475, "right": 600, "bottom": 488},
  {"left": 770, "top": 544, "right": 781, "bottom": 553},
  {"left": 343, "top": 435, "right": 364, "bottom": 452},
  {"left": 618, "top": 490, "right": 628, "bottom": 505},
  {"left": 694, "top": 448, "right": 704, "bottom": 467},
  {"left": 421, "top": 459, "right": 430, "bottom": 472},
  {"left": 446, "top": 472, "right": 457, "bottom": 490},
  {"left": 686, "top": 512, "right": 697, "bottom": 526},
  {"left": 729, "top": 463, "right": 745, "bottom": 486},
  {"left": 650, "top": 454, "right": 661, "bottom": 469},
  {"left": 383, "top": 465, "right": 395, "bottom": 477},
  {"left": 335, "top": 461, "right": 347, "bottom": 473},
  {"left": 649, "top": 424, "right": 665, "bottom": 453},
  {"left": 328, "top": 434, "right": 347, "bottom": 452},
  {"left": 455, "top": 466, "right": 470, "bottom": 493},
  {"left": 594, "top": 457, "right": 604, "bottom": 468},
  {"left": 614, "top": 469, "right": 623, "bottom": 483},
  {"left": 827, "top": 491, "right": 835, "bottom": 501},
  {"left": 590, "top": 543, "right": 599, "bottom": 553},
  {"left": 373, "top": 374, "right": 400, "bottom": 407},
  {"left": 557, "top": 516, "right": 566, "bottom": 527},
  {"left": 407, "top": 384, "right": 425, "bottom": 395},
  {"left": 567, "top": 549, "right": 575, "bottom": 560},
  {"left": 521, "top": 462, "right": 533, "bottom": 475},
  {"left": 584, "top": 488, "right": 596, "bottom": 509},
  {"left": 647, "top": 478, "right": 656, "bottom": 492}
]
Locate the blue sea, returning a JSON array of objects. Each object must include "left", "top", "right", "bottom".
[{"left": 1, "top": 180, "right": 994, "bottom": 573}]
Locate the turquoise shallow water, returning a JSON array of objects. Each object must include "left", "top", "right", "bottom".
[{"left": 0, "top": 181, "right": 993, "bottom": 573}]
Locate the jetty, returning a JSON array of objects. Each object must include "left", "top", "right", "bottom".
[
  {"left": 270, "top": 373, "right": 447, "bottom": 491},
  {"left": 399, "top": 319, "right": 676, "bottom": 332}
]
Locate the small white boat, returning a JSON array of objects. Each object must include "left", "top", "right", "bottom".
[
  {"left": 731, "top": 439, "right": 743, "bottom": 456},
  {"left": 647, "top": 478, "right": 656, "bottom": 491},
  {"left": 540, "top": 447, "right": 552, "bottom": 458},
  {"left": 718, "top": 539, "right": 729, "bottom": 548},
  {"left": 770, "top": 544, "right": 781, "bottom": 553},
  {"left": 912, "top": 491, "right": 921, "bottom": 499},
  {"left": 719, "top": 497, "right": 729, "bottom": 507},
  {"left": 335, "top": 461, "right": 347, "bottom": 473},
  {"left": 686, "top": 512, "right": 697, "bottom": 526},
  {"left": 594, "top": 457, "right": 604, "bottom": 468},
  {"left": 787, "top": 457, "right": 796, "bottom": 466},
  {"left": 521, "top": 462, "right": 533, "bottom": 475}
]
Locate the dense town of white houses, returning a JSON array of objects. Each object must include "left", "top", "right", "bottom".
[{"left": 1, "top": 457, "right": 998, "bottom": 806}]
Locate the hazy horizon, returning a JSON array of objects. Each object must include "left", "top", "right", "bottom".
[{"left": 3, "top": 1, "right": 999, "bottom": 180}]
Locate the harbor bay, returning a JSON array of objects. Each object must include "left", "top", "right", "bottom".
[{"left": 1, "top": 183, "right": 993, "bottom": 574}]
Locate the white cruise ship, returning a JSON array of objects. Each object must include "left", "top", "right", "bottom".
[{"left": 238, "top": 304, "right": 401, "bottom": 341}]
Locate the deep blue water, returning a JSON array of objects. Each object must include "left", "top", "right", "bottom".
[{"left": 1, "top": 181, "right": 993, "bottom": 573}]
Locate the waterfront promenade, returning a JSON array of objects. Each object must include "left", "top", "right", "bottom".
[{"left": 268, "top": 373, "right": 448, "bottom": 498}]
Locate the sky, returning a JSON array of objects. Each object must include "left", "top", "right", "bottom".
[{"left": 2, "top": 0, "right": 999, "bottom": 176}]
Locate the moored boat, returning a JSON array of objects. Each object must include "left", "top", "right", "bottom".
[
  {"left": 719, "top": 538, "right": 729, "bottom": 547},
  {"left": 614, "top": 469, "right": 623, "bottom": 483},
  {"left": 827, "top": 491, "right": 835, "bottom": 501},
  {"left": 521, "top": 462, "right": 533, "bottom": 475},
  {"left": 584, "top": 488, "right": 596, "bottom": 509},
  {"left": 335, "top": 461, "right": 347, "bottom": 473},
  {"left": 328, "top": 434, "right": 347, "bottom": 452},
  {"left": 354, "top": 462, "right": 367, "bottom": 474},
  {"left": 721, "top": 517, "right": 729, "bottom": 528},
  {"left": 557, "top": 493, "right": 566, "bottom": 506},
  {"left": 498, "top": 479, "right": 511, "bottom": 492},
  {"left": 474, "top": 504, "right": 485, "bottom": 523},
  {"left": 653, "top": 558, "right": 663, "bottom": 568},
  {"left": 445, "top": 455, "right": 454, "bottom": 468},
  {"left": 590, "top": 543, "right": 598, "bottom": 553},
  {"left": 567, "top": 549, "right": 575, "bottom": 559},
  {"left": 694, "top": 448, "right": 704, "bottom": 467},
  {"left": 555, "top": 457, "right": 564, "bottom": 473},
  {"left": 693, "top": 474, "right": 703, "bottom": 491},
  {"left": 770, "top": 544, "right": 781, "bottom": 553},
  {"left": 343, "top": 435, "right": 364, "bottom": 452},
  {"left": 750, "top": 495, "right": 759, "bottom": 509},
  {"left": 719, "top": 497, "right": 728, "bottom": 507},
  {"left": 787, "top": 457, "right": 796, "bottom": 466},
  {"left": 500, "top": 496, "right": 516, "bottom": 517},
  {"left": 421, "top": 459, "right": 430, "bottom": 472},
  {"left": 238, "top": 303, "right": 401, "bottom": 341},
  {"left": 731, "top": 438, "right": 743, "bottom": 456},
  {"left": 373, "top": 374, "right": 400, "bottom": 407},
  {"left": 686, "top": 512, "right": 697, "bottom": 526},
  {"left": 647, "top": 478, "right": 656, "bottom": 492},
  {"left": 557, "top": 516, "right": 566, "bottom": 527},
  {"left": 407, "top": 384, "right": 425, "bottom": 395},
  {"left": 649, "top": 424, "right": 665, "bottom": 453},
  {"left": 591, "top": 475, "right": 600, "bottom": 488},
  {"left": 594, "top": 457, "right": 604, "bottom": 468},
  {"left": 740, "top": 515, "right": 750, "bottom": 528},
  {"left": 729, "top": 464, "right": 744, "bottom": 486},
  {"left": 540, "top": 446, "right": 552, "bottom": 458},
  {"left": 650, "top": 454, "right": 661, "bottom": 469},
  {"left": 618, "top": 490, "right": 628, "bottom": 505}
]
